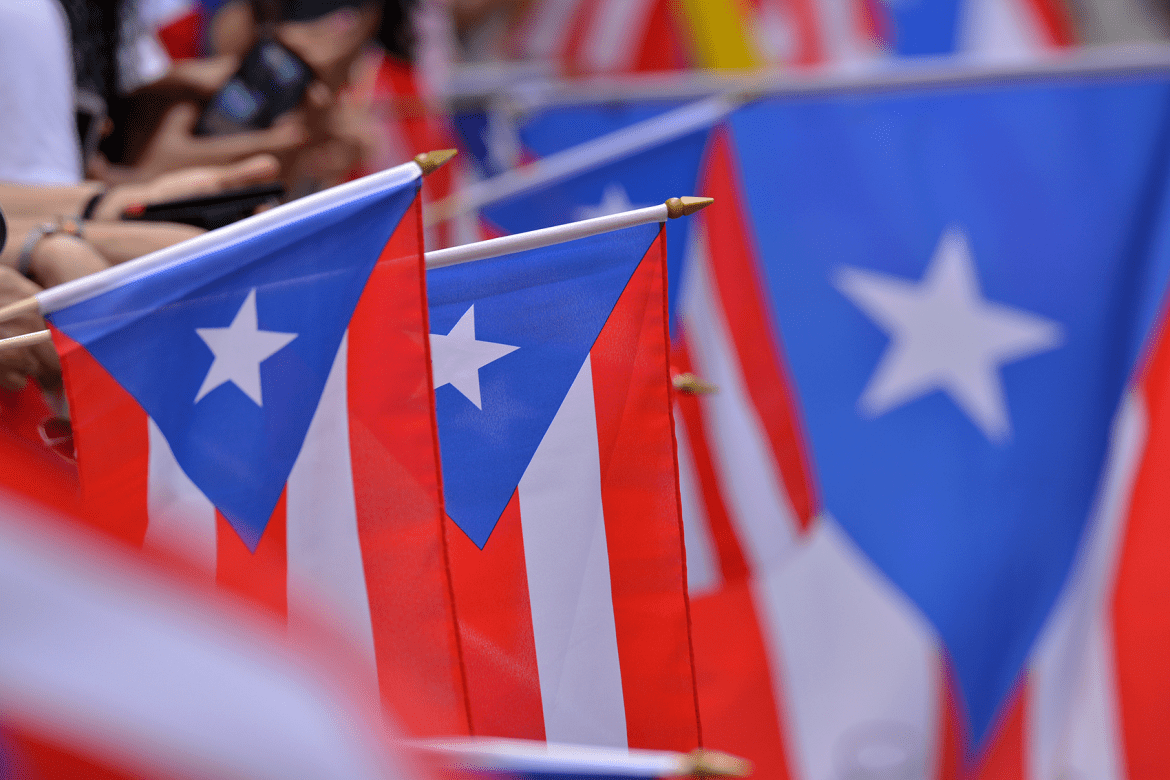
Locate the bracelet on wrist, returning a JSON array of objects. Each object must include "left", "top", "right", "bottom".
[
  {"left": 17, "top": 217, "right": 85, "bottom": 279},
  {"left": 81, "top": 188, "right": 106, "bottom": 220}
]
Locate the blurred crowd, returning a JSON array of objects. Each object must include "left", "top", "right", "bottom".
[
  {"left": 0, "top": 0, "right": 449, "bottom": 400},
  {"left": 2, "top": 0, "right": 1170, "bottom": 406}
]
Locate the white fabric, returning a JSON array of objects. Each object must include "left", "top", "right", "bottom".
[{"left": 0, "top": 0, "right": 82, "bottom": 184}]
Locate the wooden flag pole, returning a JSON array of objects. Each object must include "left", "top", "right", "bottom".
[
  {"left": 0, "top": 329, "right": 50, "bottom": 349},
  {"left": 0, "top": 195, "right": 712, "bottom": 352}
]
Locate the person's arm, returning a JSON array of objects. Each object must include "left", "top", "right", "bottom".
[
  {"left": 0, "top": 153, "right": 280, "bottom": 224},
  {"left": 82, "top": 221, "right": 203, "bottom": 266},
  {"left": 0, "top": 219, "right": 110, "bottom": 284},
  {"left": 2, "top": 215, "right": 202, "bottom": 277},
  {"left": 0, "top": 182, "right": 105, "bottom": 221}
]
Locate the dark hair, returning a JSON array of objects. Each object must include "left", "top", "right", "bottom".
[{"left": 274, "top": 0, "right": 415, "bottom": 61}]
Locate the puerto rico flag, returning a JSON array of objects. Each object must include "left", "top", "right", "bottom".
[
  {"left": 45, "top": 164, "right": 469, "bottom": 737},
  {"left": 426, "top": 221, "right": 701, "bottom": 750},
  {"left": 446, "top": 55, "right": 1170, "bottom": 778},
  {"left": 678, "top": 66, "right": 1170, "bottom": 779}
]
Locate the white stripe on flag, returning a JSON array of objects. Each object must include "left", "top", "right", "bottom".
[
  {"left": 1028, "top": 392, "right": 1140, "bottom": 780},
  {"left": 677, "top": 224, "right": 801, "bottom": 574},
  {"left": 757, "top": 517, "right": 939, "bottom": 780},
  {"left": 520, "top": 0, "right": 588, "bottom": 60},
  {"left": 957, "top": 0, "right": 1049, "bottom": 60},
  {"left": 146, "top": 416, "right": 216, "bottom": 573},
  {"left": 287, "top": 331, "right": 379, "bottom": 688},
  {"left": 579, "top": 0, "right": 656, "bottom": 73},
  {"left": 518, "top": 354, "right": 627, "bottom": 747},
  {"left": 675, "top": 417, "right": 722, "bottom": 596},
  {"left": 810, "top": 0, "right": 875, "bottom": 64}
]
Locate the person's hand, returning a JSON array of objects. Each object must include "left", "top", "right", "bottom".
[
  {"left": 0, "top": 267, "right": 58, "bottom": 392},
  {"left": 94, "top": 154, "right": 281, "bottom": 221},
  {"left": 129, "top": 102, "right": 308, "bottom": 179}
]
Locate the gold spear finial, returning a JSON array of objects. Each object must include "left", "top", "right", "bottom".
[
  {"left": 665, "top": 196, "right": 714, "bottom": 219},
  {"left": 673, "top": 372, "right": 719, "bottom": 395},
  {"left": 683, "top": 749, "right": 753, "bottom": 778},
  {"left": 414, "top": 149, "right": 459, "bottom": 176}
]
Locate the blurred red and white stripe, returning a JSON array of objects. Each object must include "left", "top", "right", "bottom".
[{"left": 0, "top": 483, "right": 419, "bottom": 780}]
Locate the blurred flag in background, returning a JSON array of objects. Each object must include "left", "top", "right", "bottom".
[{"left": 438, "top": 58, "right": 1170, "bottom": 779}]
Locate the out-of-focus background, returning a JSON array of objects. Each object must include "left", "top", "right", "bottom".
[{"left": 6, "top": 1, "right": 1170, "bottom": 779}]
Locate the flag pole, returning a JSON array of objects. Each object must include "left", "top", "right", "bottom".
[
  {"left": 413, "top": 149, "right": 458, "bottom": 176},
  {"left": 411, "top": 737, "right": 751, "bottom": 778},
  {"left": 0, "top": 196, "right": 712, "bottom": 351},
  {"left": 425, "top": 196, "right": 711, "bottom": 270}
]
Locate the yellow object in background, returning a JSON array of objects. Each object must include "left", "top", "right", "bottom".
[{"left": 674, "top": 0, "right": 762, "bottom": 69}]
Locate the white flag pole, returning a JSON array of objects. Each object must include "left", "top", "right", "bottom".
[
  {"left": 412, "top": 736, "right": 752, "bottom": 778},
  {"left": 426, "top": 196, "right": 707, "bottom": 269},
  {"left": 0, "top": 196, "right": 712, "bottom": 351}
]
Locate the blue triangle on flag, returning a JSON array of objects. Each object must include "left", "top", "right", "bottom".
[
  {"left": 475, "top": 103, "right": 709, "bottom": 334},
  {"left": 427, "top": 222, "right": 660, "bottom": 548},
  {"left": 50, "top": 181, "right": 418, "bottom": 550}
]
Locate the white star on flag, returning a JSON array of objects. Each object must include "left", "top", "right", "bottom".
[
  {"left": 430, "top": 304, "right": 519, "bottom": 409},
  {"left": 574, "top": 183, "right": 641, "bottom": 221},
  {"left": 194, "top": 289, "right": 298, "bottom": 406},
  {"left": 834, "top": 225, "right": 1063, "bottom": 442}
]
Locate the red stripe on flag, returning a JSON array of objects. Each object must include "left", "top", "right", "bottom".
[
  {"left": 156, "top": 10, "right": 202, "bottom": 60},
  {"left": 936, "top": 664, "right": 1027, "bottom": 780},
  {"left": 216, "top": 496, "right": 287, "bottom": 619},
  {"left": 936, "top": 664, "right": 965, "bottom": 780},
  {"left": 671, "top": 333, "right": 749, "bottom": 583},
  {"left": 3, "top": 727, "right": 143, "bottom": 780},
  {"left": 1020, "top": 0, "right": 1074, "bottom": 46},
  {"left": 1113, "top": 314, "right": 1170, "bottom": 780},
  {"left": 701, "top": 130, "right": 818, "bottom": 529},
  {"left": 347, "top": 194, "right": 472, "bottom": 736},
  {"left": 51, "top": 328, "right": 148, "bottom": 547},
  {"left": 635, "top": 0, "right": 688, "bottom": 71},
  {"left": 446, "top": 495, "right": 545, "bottom": 740},
  {"left": 591, "top": 228, "right": 702, "bottom": 751},
  {"left": 690, "top": 582, "right": 792, "bottom": 780},
  {"left": 784, "top": 0, "right": 828, "bottom": 65},
  {"left": 973, "top": 682, "right": 1026, "bottom": 780}
]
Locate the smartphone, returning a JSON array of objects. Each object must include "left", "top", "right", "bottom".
[
  {"left": 195, "top": 39, "right": 314, "bottom": 136},
  {"left": 121, "top": 183, "right": 286, "bottom": 231}
]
